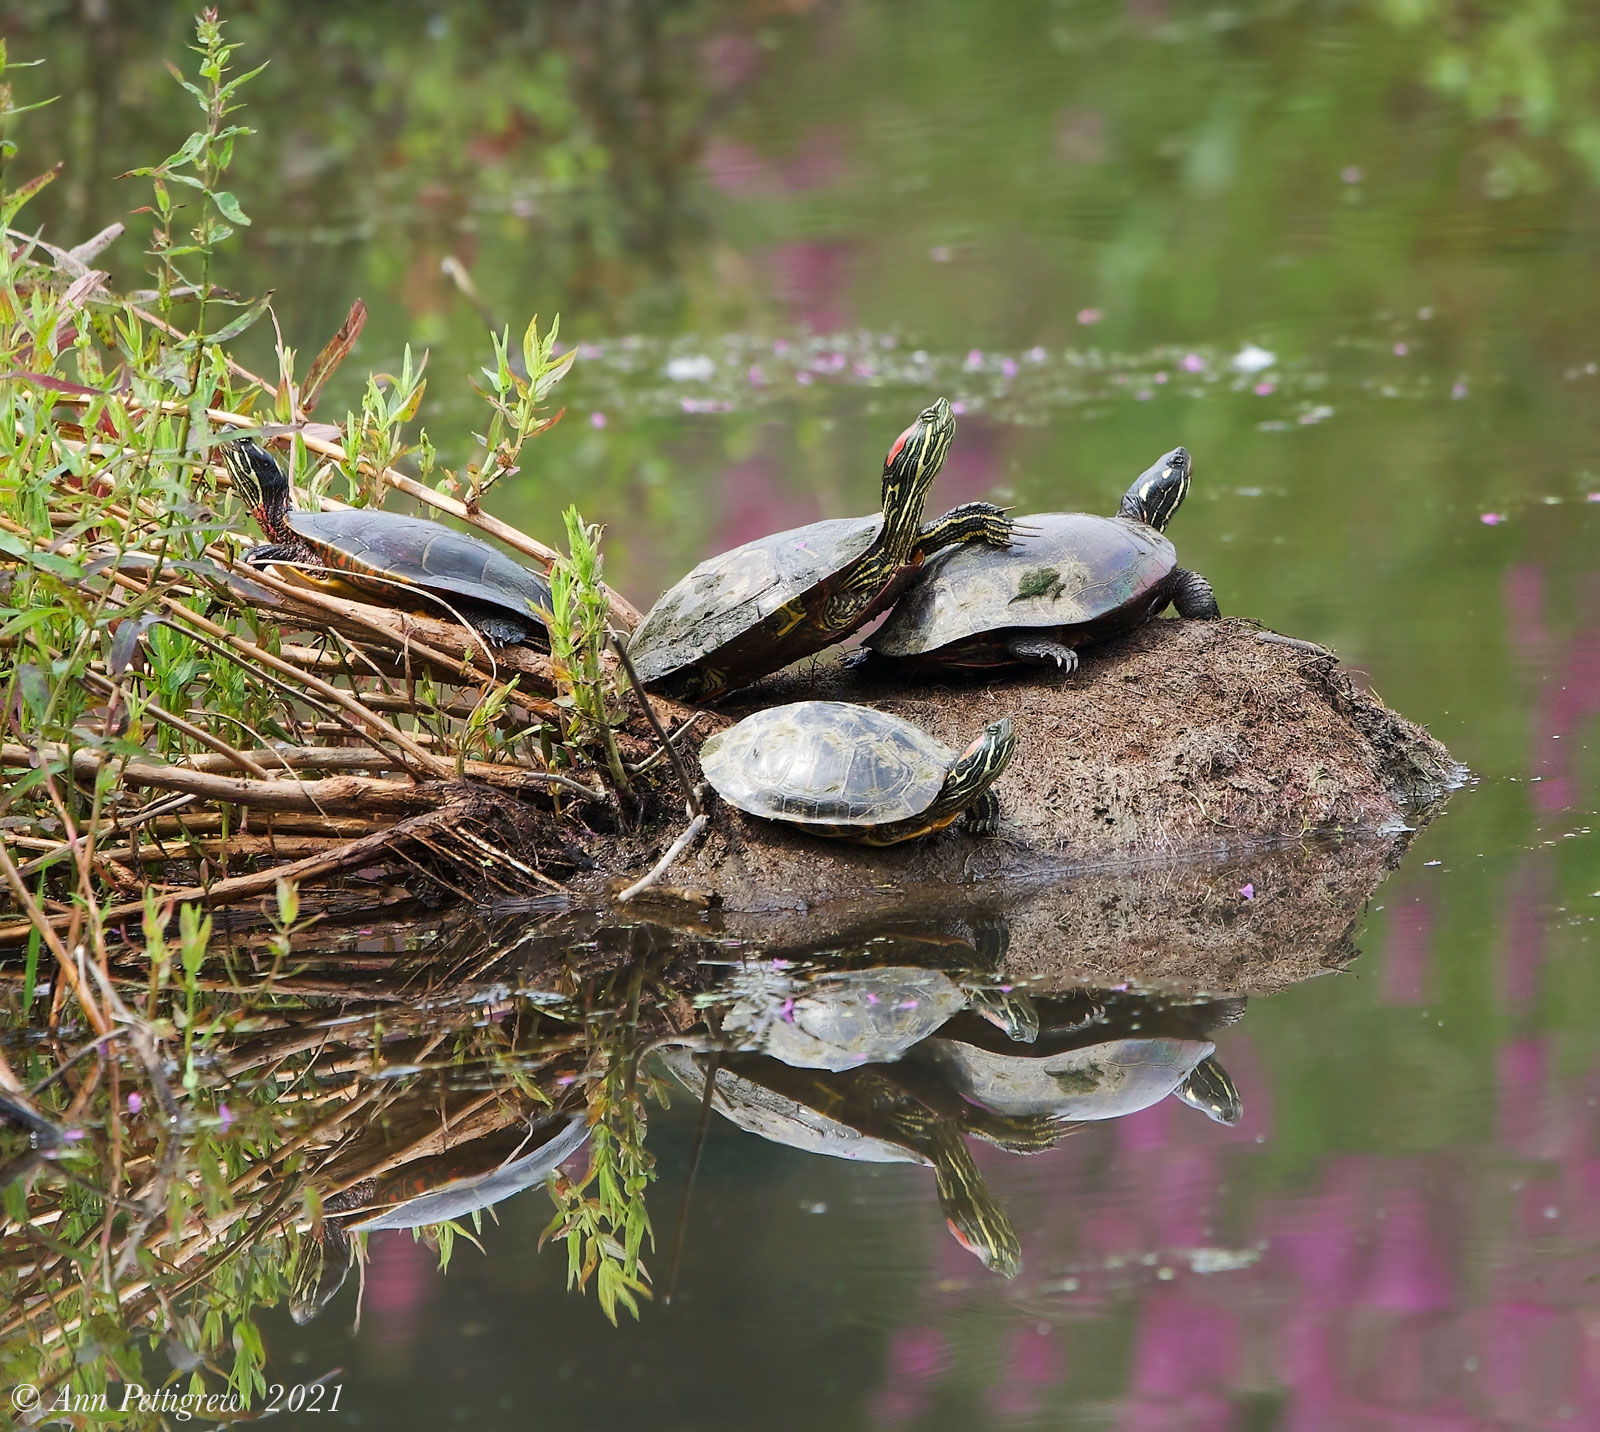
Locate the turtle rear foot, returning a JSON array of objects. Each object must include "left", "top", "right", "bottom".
[
  {"left": 1172, "top": 567, "right": 1220, "bottom": 620},
  {"left": 462, "top": 605, "right": 545, "bottom": 648},
  {"left": 1006, "top": 635, "right": 1078, "bottom": 671}
]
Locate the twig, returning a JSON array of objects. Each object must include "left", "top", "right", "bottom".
[
  {"left": 610, "top": 635, "right": 700, "bottom": 816},
  {"left": 616, "top": 805, "right": 710, "bottom": 903},
  {"left": 1254, "top": 630, "right": 1335, "bottom": 658}
]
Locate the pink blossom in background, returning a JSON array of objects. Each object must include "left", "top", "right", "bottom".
[
  {"left": 1381, "top": 895, "right": 1433, "bottom": 1005},
  {"left": 1182, "top": 353, "right": 1206, "bottom": 373},
  {"left": 1076, "top": 308, "right": 1104, "bottom": 326},
  {"left": 589, "top": 411, "right": 606, "bottom": 428},
  {"left": 1481, "top": 512, "right": 1506, "bottom": 525},
  {"left": 365, "top": 1232, "right": 435, "bottom": 1349},
  {"left": 1254, "top": 381, "right": 1275, "bottom": 396}
]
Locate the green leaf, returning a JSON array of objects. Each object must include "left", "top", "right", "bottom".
[{"left": 211, "top": 190, "right": 251, "bottom": 226}]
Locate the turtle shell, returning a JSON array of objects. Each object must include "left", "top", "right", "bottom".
[
  {"left": 719, "top": 963, "right": 970, "bottom": 1072},
  {"left": 700, "top": 700, "right": 952, "bottom": 829},
  {"left": 919, "top": 1032, "right": 1214, "bottom": 1120},
  {"left": 285, "top": 509, "right": 552, "bottom": 631},
  {"left": 869, "top": 513, "right": 1175, "bottom": 659},
  {"left": 657, "top": 1048, "right": 922, "bottom": 1165},
  {"left": 626, "top": 515, "right": 882, "bottom": 687}
]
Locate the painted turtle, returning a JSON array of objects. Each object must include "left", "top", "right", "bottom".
[
  {"left": 868, "top": 446, "right": 1219, "bottom": 674},
  {"left": 627, "top": 398, "right": 1015, "bottom": 700},
  {"left": 659, "top": 1048, "right": 1064, "bottom": 1276},
  {"left": 699, "top": 700, "right": 1015, "bottom": 845},
  {"left": 222, "top": 438, "right": 553, "bottom": 646}
]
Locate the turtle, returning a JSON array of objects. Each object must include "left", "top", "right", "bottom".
[
  {"left": 659, "top": 1048, "right": 1065, "bottom": 1277},
  {"left": 914, "top": 992, "right": 1243, "bottom": 1126},
  {"left": 222, "top": 437, "right": 553, "bottom": 646},
  {"left": 699, "top": 700, "right": 1015, "bottom": 846},
  {"left": 868, "top": 445, "right": 1219, "bottom": 675},
  {"left": 289, "top": 1113, "right": 589, "bottom": 1323},
  {"left": 626, "top": 397, "right": 1016, "bottom": 700}
]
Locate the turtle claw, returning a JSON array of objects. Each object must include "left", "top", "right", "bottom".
[{"left": 1006, "top": 636, "right": 1078, "bottom": 673}]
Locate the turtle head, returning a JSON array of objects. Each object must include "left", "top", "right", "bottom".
[
  {"left": 880, "top": 397, "right": 956, "bottom": 538},
  {"left": 1174, "top": 1053, "right": 1242, "bottom": 1126},
  {"left": 1117, "top": 446, "right": 1192, "bottom": 532},
  {"left": 222, "top": 438, "right": 293, "bottom": 539}
]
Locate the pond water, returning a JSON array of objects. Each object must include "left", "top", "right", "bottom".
[{"left": 5, "top": 2, "right": 1600, "bottom": 1427}]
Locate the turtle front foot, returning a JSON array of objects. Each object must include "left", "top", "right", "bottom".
[
  {"left": 243, "top": 543, "right": 302, "bottom": 568},
  {"left": 961, "top": 789, "right": 1002, "bottom": 837},
  {"left": 1006, "top": 636, "right": 1078, "bottom": 673}
]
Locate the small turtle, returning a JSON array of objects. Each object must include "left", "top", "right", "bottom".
[
  {"left": 868, "top": 446, "right": 1219, "bottom": 674},
  {"left": 699, "top": 700, "right": 1015, "bottom": 846},
  {"left": 627, "top": 398, "right": 1016, "bottom": 700},
  {"left": 223, "top": 438, "right": 552, "bottom": 646},
  {"left": 660, "top": 1049, "right": 1064, "bottom": 1276}
]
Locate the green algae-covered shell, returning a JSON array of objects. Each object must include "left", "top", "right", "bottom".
[
  {"left": 869, "top": 513, "right": 1174, "bottom": 658},
  {"left": 287, "top": 509, "right": 552, "bottom": 628},
  {"left": 626, "top": 515, "right": 882, "bottom": 686},
  {"left": 700, "top": 699, "right": 952, "bottom": 829}
]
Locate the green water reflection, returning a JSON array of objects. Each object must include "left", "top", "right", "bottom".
[{"left": 4, "top": 0, "right": 1600, "bottom": 1427}]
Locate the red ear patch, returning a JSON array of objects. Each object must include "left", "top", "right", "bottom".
[{"left": 885, "top": 422, "right": 918, "bottom": 467}]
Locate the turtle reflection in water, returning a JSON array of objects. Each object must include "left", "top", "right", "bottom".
[
  {"left": 660, "top": 1048, "right": 1068, "bottom": 1277},
  {"left": 711, "top": 925, "right": 1038, "bottom": 1073},
  {"left": 914, "top": 989, "right": 1245, "bottom": 1127},
  {"left": 290, "top": 1114, "right": 590, "bottom": 1324}
]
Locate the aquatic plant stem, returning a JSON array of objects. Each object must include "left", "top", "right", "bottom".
[{"left": 611, "top": 635, "right": 700, "bottom": 816}]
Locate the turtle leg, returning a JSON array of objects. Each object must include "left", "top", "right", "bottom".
[
  {"left": 1005, "top": 634, "right": 1078, "bottom": 671},
  {"left": 1171, "top": 567, "right": 1221, "bottom": 619},
  {"left": 960, "top": 789, "right": 1002, "bottom": 837},
  {"left": 243, "top": 542, "right": 305, "bottom": 567},
  {"left": 463, "top": 609, "right": 540, "bottom": 647},
  {"left": 917, "top": 502, "right": 1015, "bottom": 555}
]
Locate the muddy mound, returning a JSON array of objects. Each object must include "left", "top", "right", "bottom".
[{"left": 607, "top": 618, "right": 1458, "bottom": 911}]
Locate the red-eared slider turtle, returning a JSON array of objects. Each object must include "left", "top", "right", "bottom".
[
  {"left": 868, "top": 446, "right": 1218, "bottom": 674},
  {"left": 915, "top": 992, "right": 1242, "bottom": 1125},
  {"left": 627, "top": 398, "right": 1016, "bottom": 700},
  {"left": 699, "top": 701, "right": 1015, "bottom": 845},
  {"left": 223, "top": 438, "right": 553, "bottom": 646},
  {"left": 659, "top": 1048, "right": 1064, "bottom": 1276}
]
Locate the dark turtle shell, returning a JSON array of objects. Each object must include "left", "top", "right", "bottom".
[
  {"left": 626, "top": 514, "right": 883, "bottom": 692},
  {"left": 700, "top": 699, "right": 952, "bottom": 829},
  {"left": 283, "top": 509, "right": 552, "bottom": 639},
  {"left": 869, "top": 513, "right": 1175, "bottom": 665}
]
